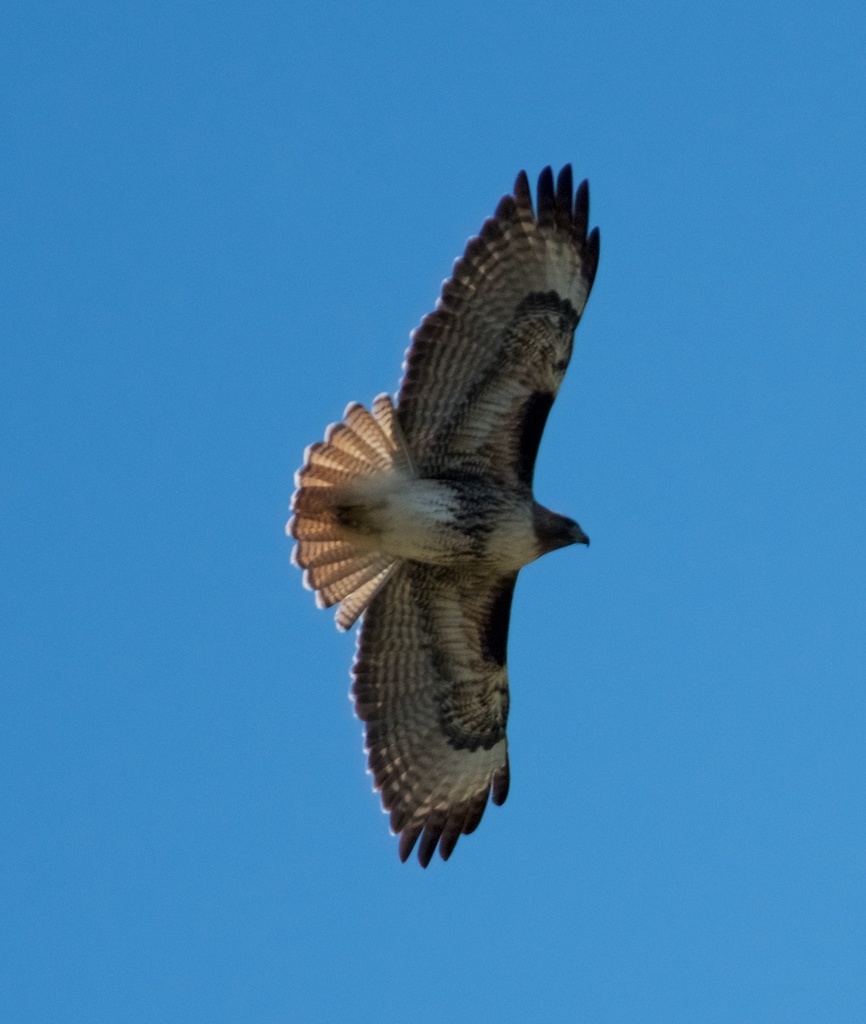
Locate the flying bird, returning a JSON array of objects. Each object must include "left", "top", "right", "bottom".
[{"left": 288, "top": 166, "right": 599, "bottom": 865}]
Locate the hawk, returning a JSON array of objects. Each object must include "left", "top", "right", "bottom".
[{"left": 288, "top": 166, "right": 599, "bottom": 865}]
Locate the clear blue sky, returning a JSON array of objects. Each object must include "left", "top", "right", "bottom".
[{"left": 3, "top": 1, "right": 865, "bottom": 1021}]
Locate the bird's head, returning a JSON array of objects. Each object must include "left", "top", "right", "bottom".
[{"left": 532, "top": 504, "right": 589, "bottom": 555}]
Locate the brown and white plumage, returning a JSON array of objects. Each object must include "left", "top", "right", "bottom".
[{"left": 288, "top": 166, "right": 599, "bottom": 865}]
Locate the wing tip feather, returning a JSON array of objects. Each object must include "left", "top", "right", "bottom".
[
  {"left": 513, "top": 169, "right": 532, "bottom": 211},
  {"left": 398, "top": 824, "right": 423, "bottom": 864},
  {"left": 583, "top": 225, "right": 601, "bottom": 287},
  {"left": 536, "top": 165, "right": 556, "bottom": 226},
  {"left": 492, "top": 757, "right": 510, "bottom": 806},
  {"left": 556, "top": 164, "right": 574, "bottom": 219}
]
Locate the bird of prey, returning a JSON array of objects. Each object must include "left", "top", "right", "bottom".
[{"left": 288, "top": 166, "right": 599, "bottom": 866}]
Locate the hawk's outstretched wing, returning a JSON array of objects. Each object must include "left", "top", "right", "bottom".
[
  {"left": 397, "top": 165, "right": 599, "bottom": 486},
  {"left": 352, "top": 562, "right": 514, "bottom": 866}
]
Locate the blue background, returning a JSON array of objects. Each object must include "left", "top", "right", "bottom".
[{"left": 3, "top": 2, "right": 865, "bottom": 1020}]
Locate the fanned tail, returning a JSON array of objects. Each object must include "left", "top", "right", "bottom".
[{"left": 287, "top": 394, "right": 412, "bottom": 630}]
